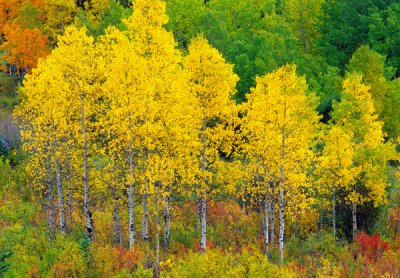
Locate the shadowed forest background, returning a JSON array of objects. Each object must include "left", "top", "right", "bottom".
[{"left": 0, "top": 0, "right": 400, "bottom": 277}]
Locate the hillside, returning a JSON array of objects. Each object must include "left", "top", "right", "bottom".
[{"left": 0, "top": 0, "right": 400, "bottom": 277}]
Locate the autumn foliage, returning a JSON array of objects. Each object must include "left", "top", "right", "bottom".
[
  {"left": 1, "top": 0, "right": 400, "bottom": 277},
  {"left": 1, "top": 24, "right": 49, "bottom": 74},
  {"left": 356, "top": 231, "right": 389, "bottom": 262}
]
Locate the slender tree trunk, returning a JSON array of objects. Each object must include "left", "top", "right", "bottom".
[
  {"left": 264, "top": 194, "right": 270, "bottom": 255},
  {"left": 332, "top": 187, "right": 336, "bottom": 240},
  {"left": 279, "top": 127, "right": 285, "bottom": 264},
  {"left": 142, "top": 191, "right": 149, "bottom": 241},
  {"left": 113, "top": 185, "right": 122, "bottom": 245},
  {"left": 270, "top": 199, "right": 275, "bottom": 245},
  {"left": 67, "top": 185, "right": 73, "bottom": 226},
  {"left": 55, "top": 160, "right": 66, "bottom": 235},
  {"left": 279, "top": 187, "right": 284, "bottom": 264},
  {"left": 164, "top": 194, "right": 171, "bottom": 250},
  {"left": 200, "top": 197, "right": 207, "bottom": 253},
  {"left": 128, "top": 150, "right": 135, "bottom": 249},
  {"left": 46, "top": 159, "right": 55, "bottom": 240},
  {"left": 352, "top": 201, "right": 357, "bottom": 242},
  {"left": 80, "top": 95, "right": 93, "bottom": 240},
  {"left": 154, "top": 194, "right": 160, "bottom": 278},
  {"left": 65, "top": 157, "right": 73, "bottom": 227},
  {"left": 200, "top": 118, "right": 207, "bottom": 253}
]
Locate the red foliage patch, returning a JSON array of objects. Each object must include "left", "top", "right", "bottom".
[
  {"left": 28, "top": 264, "right": 39, "bottom": 278},
  {"left": 356, "top": 231, "right": 389, "bottom": 262},
  {"left": 194, "top": 239, "right": 215, "bottom": 252},
  {"left": 115, "top": 246, "right": 143, "bottom": 272}
]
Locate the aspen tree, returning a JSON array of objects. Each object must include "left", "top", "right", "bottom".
[
  {"left": 281, "top": 0, "right": 324, "bottom": 53},
  {"left": 20, "top": 26, "right": 103, "bottom": 241},
  {"left": 331, "top": 73, "right": 396, "bottom": 242},
  {"left": 244, "top": 65, "right": 320, "bottom": 263},
  {"left": 15, "top": 56, "right": 73, "bottom": 237},
  {"left": 43, "top": 0, "right": 77, "bottom": 39},
  {"left": 184, "top": 35, "right": 239, "bottom": 253},
  {"left": 99, "top": 26, "right": 144, "bottom": 249},
  {"left": 123, "top": 1, "right": 200, "bottom": 259},
  {"left": 316, "top": 125, "right": 359, "bottom": 239}
]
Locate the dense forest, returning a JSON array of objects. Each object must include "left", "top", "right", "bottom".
[{"left": 0, "top": 0, "right": 400, "bottom": 277}]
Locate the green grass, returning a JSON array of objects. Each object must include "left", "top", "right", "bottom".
[{"left": 0, "top": 95, "right": 17, "bottom": 111}]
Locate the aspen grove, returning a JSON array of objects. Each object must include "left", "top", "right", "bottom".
[{"left": 1, "top": 0, "right": 400, "bottom": 277}]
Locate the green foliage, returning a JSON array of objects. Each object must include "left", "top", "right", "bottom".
[
  {"left": 347, "top": 45, "right": 388, "bottom": 115},
  {"left": 76, "top": 0, "right": 131, "bottom": 37},
  {"left": 167, "top": 0, "right": 302, "bottom": 102},
  {"left": 0, "top": 0, "right": 399, "bottom": 277},
  {"left": 317, "top": 0, "right": 389, "bottom": 69},
  {"left": 0, "top": 250, "right": 12, "bottom": 277},
  {"left": 14, "top": 1, "right": 44, "bottom": 30},
  {"left": 384, "top": 78, "right": 400, "bottom": 139},
  {"left": 367, "top": 2, "right": 400, "bottom": 77},
  {"left": 0, "top": 73, "right": 16, "bottom": 98}
]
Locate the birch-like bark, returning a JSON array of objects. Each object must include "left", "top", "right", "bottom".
[
  {"left": 164, "top": 194, "right": 171, "bottom": 250},
  {"left": 142, "top": 191, "right": 149, "bottom": 242},
  {"left": 66, "top": 158, "right": 73, "bottom": 226},
  {"left": 200, "top": 197, "right": 207, "bottom": 253},
  {"left": 264, "top": 194, "right": 270, "bottom": 255},
  {"left": 270, "top": 199, "right": 275, "bottom": 245},
  {"left": 55, "top": 159, "right": 66, "bottom": 235},
  {"left": 279, "top": 187, "right": 285, "bottom": 264},
  {"left": 352, "top": 201, "right": 357, "bottom": 242},
  {"left": 154, "top": 194, "right": 160, "bottom": 278},
  {"left": 80, "top": 95, "right": 93, "bottom": 240},
  {"left": 200, "top": 118, "right": 207, "bottom": 253},
  {"left": 279, "top": 127, "right": 285, "bottom": 264},
  {"left": 46, "top": 159, "right": 54, "bottom": 240},
  {"left": 128, "top": 150, "right": 135, "bottom": 248}
]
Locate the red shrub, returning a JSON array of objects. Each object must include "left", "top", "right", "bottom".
[
  {"left": 115, "top": 246, "right": 143, "bottom": 272},
  {"left": 356, "top": 231, "right": 389, "bottom": 262},
  {"left": 194, "top": 240, "right": 215, "bottom": 252}
]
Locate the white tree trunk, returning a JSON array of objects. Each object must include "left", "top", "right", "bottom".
[
  {"left": 200, "top": 197, "right": 207, "bottom": 253},
  {"left": 154, "top": 194, "right": 160, "bottom": 278},
  {"left": 200, "top": 119, "right": 207, "bottom": 253},
  {"left": 65, "top": 157, "right": 73, "bottom": 227},
  {"left": 128, "top": 150, "right": 135, "bottom": 249},
  {"left": 128, "top": 183, "right": 134, "bottom": 248},
  {"left": 279, "top": 187, "right": 284, "bottom": 264},
  {"left": 142, "top": 192, "right": 149, "bottom": 241},
  {"left": 279, "top": 127, "right": 285, "bottom": 264},
  {"left": 46, "top": 159, "right": 54, "bottom": 239},
  {"left": 264, "top": 195, "right": 270, "bottom": 255},
  {"left": 80, "top": 95, "right": 93, "bottom": 240},
  {"left": 55, "top": 160, "right": 66, "bottom": 235},
  {"left": 352, "top": 201, "right": 357, "bottom": 242}
]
